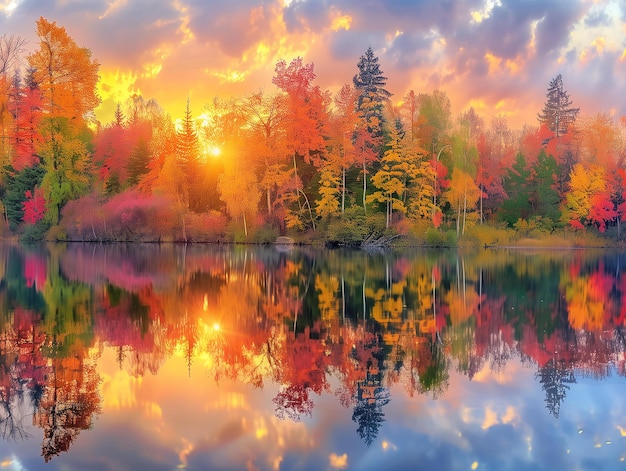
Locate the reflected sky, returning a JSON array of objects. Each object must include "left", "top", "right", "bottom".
[
  {"left": 0, "top": 243, "right": 625, "bottom": 470},
  {"left": 2, "top": 348, "right": 624, "bottom": 471}
]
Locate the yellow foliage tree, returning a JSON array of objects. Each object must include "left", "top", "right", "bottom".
[{"left": 444, "top": 168, "right": 480, "bottom": 237}]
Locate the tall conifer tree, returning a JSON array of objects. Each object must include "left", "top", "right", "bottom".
[{"left": 538, "top": 74, "right": 579, "bottom": 138}]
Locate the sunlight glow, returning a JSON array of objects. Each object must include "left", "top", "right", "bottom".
[
  {"left": 330, "top": 9, "right": 352, "bottom": 31},
  {"left": 97, "top": 68, "right": 140, "bottom": 103},
  {"left": 0, "top": 0, "right": 19, "bottom": 16},
  {"left": 213, "top": 322, "right": 220, "bottom": 331},
  {"left": 213, "top": 69, "right": 249, "bottom": 83}
]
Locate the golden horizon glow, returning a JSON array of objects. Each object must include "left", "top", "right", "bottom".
[{"left": 6, "top": 0, "right": 623, "bottom": 130}]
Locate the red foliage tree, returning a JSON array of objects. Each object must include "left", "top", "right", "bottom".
[{"left": 22, "top": 187, "right": 46, "bottom": 224}]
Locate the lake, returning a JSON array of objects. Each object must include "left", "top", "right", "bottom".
[{"left": 0, "top": 242, "right": 624, "bottom": 470}]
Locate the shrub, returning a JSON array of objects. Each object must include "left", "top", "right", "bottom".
[
  {"left": 21, "top": 220, "right": 51, "bottom": 242},
  {"left": 425, "top": 228, "right": 457, "bottom": 247},
  {"left": 186, "top": 211, "right": 228, "bottom": 242},
  {"left": 324, "top": 207, "right": 386, "bottom": 246}
]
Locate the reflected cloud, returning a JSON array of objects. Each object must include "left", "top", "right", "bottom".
[
  {"left": 1, "top": 244, "right": 626, "bottom": 468},
  {"left": 329, "top": 452, "right": 348, "bottom": 469}
]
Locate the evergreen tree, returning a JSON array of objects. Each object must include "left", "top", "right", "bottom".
[
  {"left": 126, "top": 137, "right": 151, "bottom": 187},
  {"left": 353, "top": 46, "right": 391, "bottom": 134},
  {"left": 176, "top": 98, "right": 202, "bottom": 211},
  {"left": 352, "top": 47, "right": 390, "bottom": 212},
  {"left": 2, "top": 163, "right": 45, "bottom": 230},
  {"left": 538, "top": 74, "right": 579, "bottom": 138},
  {"left": 500, "top": 152, "right": 532, "bottom": 226},
  {"left": 530, "top": 150, "right": 561, "bottom": 224},
  {"left": 536, "top": 358, "right": 575, "bottom": 418},
  {"left": 353, "top": 46, "right": 392, "bottom": 103},
  {"left": 114, "top": 102, "right": 125, "bottom": 127}
]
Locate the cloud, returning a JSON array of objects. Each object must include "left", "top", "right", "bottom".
[{"left": 2, "top": 0, "right": 624, "bottom": 128}]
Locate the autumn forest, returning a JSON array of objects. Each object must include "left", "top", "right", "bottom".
[{"left": 1, "top": 17, "right": 626, "bottom": 244}]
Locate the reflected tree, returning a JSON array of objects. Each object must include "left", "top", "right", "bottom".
[
  {"left": 535, "top": 358, "right": 576, "bottom": 418},
  {"left": 273, "top": 384, "right": 314, "bottom": 421},
  {"left": 351, "top": 331, "right": 389, "bottom": 446}
]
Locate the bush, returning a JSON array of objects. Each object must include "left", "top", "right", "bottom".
[
  {"left": 464, "top": 224, "right": 516, "bottom": 247},
  {"left": 250, "top": 223, "right": 279, "bottom": 244},
  {"left": 324, "top": 207, "right": 386, "bottom": 246},
  {"left": 425, "top": 228, "right": 457, "bottom": 247},
  {"left": 45, "top": 224, "right": 66, "bottom": 242},
  {"left": 21, "top": 220, "right": 51, "bottom": 242},
  {"left": 186, "top": 211, "right": 228, "bottom": 242}
]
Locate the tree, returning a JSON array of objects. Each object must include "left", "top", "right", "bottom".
[
  {"left": 538, "top": 74, "right": 579, "bottom": 138},
  {"left": 536, "top": 358, "right": 575, "bottom": 418},
  {"left": 3, "top": 163, "right": 45, "bottom": 229},
  {"left": 218, "top": 139, "right": 261, "bottom": 238},
  {"left": 28, "top": 17, "right": 100, "bottom": 124},
  {"left": 500, "top": 153, "right": 532, "bottom": 226},
  {"left": 566, "top": 163, "right": 615, "bottom": 231},
  {"left": 352, "top": 48, "right": 391, "bottom": 213},
  {"left": 529, "top": 150, "right": 561, "bottom": 224},
  {"left": 316, "top": 152, "right": 342, "bottom": 219},
  {"left": 176, "top": 98, "right": 203, "bottom": 212},
  {"left": 444, "top": 167, "right": 480, "bottom": 237},
  {"left": 126, "top": 137, "right": 151, "bottom": 187},
  {"left": 0, "top": 34, "right": 27, "bottom": 165},
  {"left": 272, "top": 57, "right": 327, "bottom": 230},
  {"left": 240, "top": 91, "right": 288, "bottom": 217},
  {"left": 331, "top": 84, "right": 360, "bottom": 214},
  {"left": 28, "top": 17, "right": 100, "bottom": 224},
  {"left": 368, "top": 123, "right": 407, "bottom": 227},
  {"left": 7, "top": 68, "right": 43, "bottom": 171},
  {"left": 353, "top": 46, "right": 391, "bottom": 122},
  {"left": 417, "top": 90, "right": 452, "bottom": 154}
]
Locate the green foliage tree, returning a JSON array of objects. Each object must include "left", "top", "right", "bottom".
[
  {"left": 177, "top": 98, "right": 203, "bottom": 212},
  {"left": 500, "top": 153, "right": 532, "bottom": 226},
  {"left": 126, "top": 137, "right": 151, "bottom": 187},
  {"left": 2, "top": 163, "right": 45, "bottom": 230},
  {"left": 529, "top": 150, "right": 561, "bottom": 224},
  {"left": 28, "top": 17, "right": 100, "bottom": 224}
]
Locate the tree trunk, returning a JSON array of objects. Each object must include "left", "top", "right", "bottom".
[
  {"left": 342, "top": 166, "right": 346, "bottom": 214},
  {"left": 363, "top": 161, "right": 367, "bottom": 214},
  {"left": 462, "top": 189, "right": 467, "bottom": 236}
]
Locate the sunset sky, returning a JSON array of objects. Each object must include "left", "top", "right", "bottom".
[{"left": 1, "top": 0, "right": 625, "bottom": 129}]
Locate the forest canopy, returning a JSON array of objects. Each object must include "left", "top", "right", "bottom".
[{"left": 1, "top": 18, "right": 626, "bottom": 245}]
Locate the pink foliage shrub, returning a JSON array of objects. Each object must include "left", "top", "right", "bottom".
[
  {"left": 22, "top": 188, "right": 46, "bottom": 224},
  {"left": 185, "top": 211, "right": 228, "bottom": 242}
]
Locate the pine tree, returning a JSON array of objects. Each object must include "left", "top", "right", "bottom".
[
  {"left": 176, "top": 98, "right": 201, "bottom": 211},
  {"left": 353, "top": 46, "right": 391, "bottom": 137},
  {"left": 353, "top": 46, "right": 392, "bottom": 105},
  {"left": 500, "top": 152, "right": 532, "bottom": 226},
  {"left": 114, "top": 102, "right": 125, "bottom": 127},
  {"left": 538, "top": 74, "right": 579, "bottom": 138}
]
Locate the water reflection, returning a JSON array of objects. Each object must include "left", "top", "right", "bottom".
[{"left": 0, "top": 243, "right": 625, "bottom": 469}]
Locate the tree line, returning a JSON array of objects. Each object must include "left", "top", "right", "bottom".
[{"left": 1, "top": 17, "right": 625, "bottom": 243}]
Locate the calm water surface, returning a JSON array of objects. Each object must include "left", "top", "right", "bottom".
[{"left": 0, "top": 242, "right": 625, "bottom": 470}]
